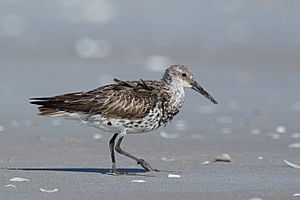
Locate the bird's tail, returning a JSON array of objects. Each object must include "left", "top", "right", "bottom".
[{"left": 30, "top": 97, "right": 68, "bottom": 116}]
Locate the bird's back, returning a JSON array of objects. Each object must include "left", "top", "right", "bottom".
[{"left": 31, "top": 79, "right": 161, "bottom": 118}]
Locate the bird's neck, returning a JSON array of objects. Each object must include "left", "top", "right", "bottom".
[{"left": 164, "top": 79, "right": 186, "bottom": 110}]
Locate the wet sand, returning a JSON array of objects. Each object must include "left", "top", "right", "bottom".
[{"left": 1, "top": 59, "right": 300, "bottom": 200}]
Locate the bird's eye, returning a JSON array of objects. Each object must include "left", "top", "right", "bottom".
[{"left": 181, "top": 73, "right": 187, "bottom": 77}]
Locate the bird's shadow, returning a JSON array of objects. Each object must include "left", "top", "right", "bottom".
[{"left": 2, "top": 167, "right": 155, "bottom": 177}]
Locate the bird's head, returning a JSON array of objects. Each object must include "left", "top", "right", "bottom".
[{"left": 163, "top": 65, "right": 218, "bottom": 104}]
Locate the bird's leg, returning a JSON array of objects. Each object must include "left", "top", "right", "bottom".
[
  {"left": 109, "top": 133, "right": 119, "bottom": 174},
  {"left": 115, "top": 136, "right": 159, "bottom": 172}
]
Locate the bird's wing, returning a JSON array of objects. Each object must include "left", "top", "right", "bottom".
[{"left": 30, "top": 80, "right": 161, "bottom": 119}]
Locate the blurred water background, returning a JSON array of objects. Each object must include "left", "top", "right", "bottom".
[{"left": 0, "top": 0, "right": 300, "bottom": 135}]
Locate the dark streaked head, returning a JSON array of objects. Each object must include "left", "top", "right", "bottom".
[{"left": 162, "top": 64, "right": 218, "bottom": 104}]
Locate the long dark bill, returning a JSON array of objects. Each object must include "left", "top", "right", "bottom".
[{"left": 191, "top": 81, "right": 218, "bottom": 104}]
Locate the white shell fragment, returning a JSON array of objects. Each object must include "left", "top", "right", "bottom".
[
  {"left": 4, "top": 184, "right": 16, "bottom": 188},
  {"left": 284, "top": 160, "right": 300, "bottom": 169},
  {"left": 276, "top": 126, "right": 286, "bottom": 133},
  {"left": 160, "top": 131, "right": 180, "bottom": 139},
  {"left": 215, "top": 153, "right": 232, "bottom": 162},
  {"left": 202, "top": 161, "right": 210, "bottom": 165},
  {"left": 248, "top": 198, "right": 262, "bottom": 200},
  {"left": 293, "top": 193, "right": 300, "bottom": 197},
  {"left": 40, "top": 188, "right": 59, "bottom": 193},
  {"left": 9, "top": 177, "right": 29, "bottom": 182},
  {"left": 131, "top": 180, "right": 146, "bottom": 183},
  {"left": 257, "top": 156, "right": 264, "bottom": 160},
  {"left": 168, "top": 173, "right": 181, "bottom": 178},
  {"left": 288, "top": 143, "right": 300, "bottom": 149}
]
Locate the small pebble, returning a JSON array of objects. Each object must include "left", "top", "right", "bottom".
[
  {"left": 168, "top": 174, "right": 181, "bottom": 178},
  {"left": 276, "top": 126, "right": 286, "bottom": 133},
  {"left": 293, "top": 193, "right": 300, "bottom": 197},
  {"left": 40, "top": 188, "right": 58, "bottom": 193},
  {"left": 248, "top": 198, "right": 262, "bottom": 200},
  {"left": 202, "top": 161, "right": 210, "bottom": 165},
  {"left": 9, "top": 177, "right": 29, "bottom": 182},
  {"left": 131, "top": 180, "right": 146, "bottom": 183},
  {"left": 0, "top": 125, "right": 5, "bottom": 132},
  {"left": 215, "top": 153, "right": 232, "bottom": 162},
  {"left": 257, "top": 156, "right": 264, "bottom": 160}
]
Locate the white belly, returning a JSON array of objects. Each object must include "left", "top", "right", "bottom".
[{"left": 65, "top": 106, "right": 163, "bottom": 134}]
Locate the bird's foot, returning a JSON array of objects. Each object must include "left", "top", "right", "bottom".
[
  {"left": 108, "top": 171, "right": 127, "bottom": 176},
  {"left": 108, "top": 167, "right": 126, "bottom": 176},
  {"left": 108, "top": 164, "right": 138, "bottom": 176},
  {"left": 108, "top": 170, "right": 141, "bottom": 176},
  {"left": 108, "top": 163, "right": 121, "bottom": 175},
  {"left": 137, "top": 159, "right": 159, "bottom": 172}
]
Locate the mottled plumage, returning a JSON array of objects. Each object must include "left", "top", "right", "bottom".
[{"left": 30, "top": 65, "right": 218, "bottom": 174}]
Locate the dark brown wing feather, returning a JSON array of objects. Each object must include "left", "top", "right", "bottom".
[{"left": 30, "top": 80, "right": 161, "bottom": 119}]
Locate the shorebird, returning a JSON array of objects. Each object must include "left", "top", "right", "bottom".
[{"left": 30, "top": 65, "right": 217, "bottom": 174}]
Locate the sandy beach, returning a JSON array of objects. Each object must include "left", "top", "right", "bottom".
[{"left": 1, "top": 61, "right": 300, "bottom": 200}]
